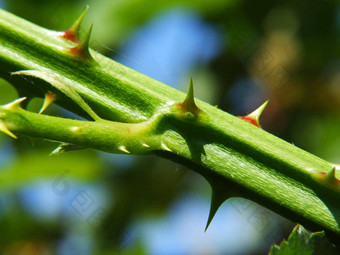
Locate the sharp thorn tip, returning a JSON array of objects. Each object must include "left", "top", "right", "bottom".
[
  {"left": 0, "top": 120, "right": 17, "bottom": 139},
  {"left": 61, "top": 5, "right": 90, "bottom": 42},
  {"left": 142, "top": 143, "right": 150, "bottom": 148},
  {"left": 161, "top": 143, "right": 171, "bottom": 152},
  {"left": 177, "top": 77, "right": 201, "bottom": 114},
  {"left": 3, "top": 97, "right": 27, "bottom": 110},
  {"left": 239, "top": 100, "right": 269, "bottom": 128},
  {"left": 69, "top": 24, "right": 94, "bottom": 60},
  {"left": 39, "top": 92, "right": 57, "bottom": 114},
  {"left": 119, "top": 145, "right": 130, "bottom": 154}
]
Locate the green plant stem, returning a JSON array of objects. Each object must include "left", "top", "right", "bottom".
[{"left": 0, "top": 8, "right": 339, "bottom": 236}]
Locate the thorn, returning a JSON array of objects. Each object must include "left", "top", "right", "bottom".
[
  {"left": 239, "top": 100, "right": 269, "bottom": 128},
  {"left": 326, "top": 167, "right": 340, "bottom": 183},
  {"left": 0, "top": 120, "right": 17, "bottom": 139},
  {"left": 142, "top": 143, "right": 150, "bottom": 148},
  {"left": 50, "top": 143, "right": 85, "bottom": 156},
  {"left": 61, "top": 5, "right": 89, "bottom": 43},
  {"left": 315, "top": 166, "right": 340, "bottom": 189},
  {"left": 205, "top": 181, "right": 235, "bottom": 232},
  {"left": 69, "top": 24, "right": 94, "bottom": 60},
  {"left": 205, "top": 189, "right": 226, "bottom": 231},
  {"left": 177, "top": 77, "right": 201, "bottom": 114},
  {"left": 161, "top": 143, "right": 171, "bottom": 152},
  {"left": 18, "top": 97, "right": 32, "bottom": 109},
  {"left": 118, "top": 145, "right": 130, "bottom": 154},
  {"left": 50, "top": 146, "right": 64, "bottom": 156},
  {"left": 335, "top": 165, "right": 340, "bottom": 182},
  {"left": 39, "top": 92, "right": 57, "bottom": 114},
  {"left": 15, "top": 89, "right": 32, "bottom": 109},
  {"left": 3, "top": 97, "right": 27, "bottom": 111}
]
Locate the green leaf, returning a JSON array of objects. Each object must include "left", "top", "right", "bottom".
[{"left": 269, "top": 224, "right": 337, "bottom": 255}]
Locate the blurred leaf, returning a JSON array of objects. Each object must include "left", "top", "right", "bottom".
[
  {"left": 97, "top": 238, "right": 148, "bottom": 255},
  {"left": 292, "top": 115, "right": 340, "bottom": 162},
  {"left": 5, "top": 0, "right": 239, "bottom": 50},
  {"left": 98, "top": 156, "right": 186, "bottom": 249},
  {"left": 0, "top": 79, "right": 18, "bottom": 147},
  {"left": 5, "top": 0, "right": 82, "bottom": 30},
  {"left": 88, "top": 0, "right": 238, "bottom": 48},
  {"left": 0, "top": 209, "right": 63, "bottom": 251},
  {"left": 0, "top": 150, "right": 104, "bottom": 191},
  {"left": 0, "top": 78, "right": 17, "bottom": 105},
  {"left": 269, "top": 224, "right": 337, "bottom": 255}
]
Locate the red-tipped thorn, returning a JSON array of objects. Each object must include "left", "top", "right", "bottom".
[
  {"left": 177, "top": 77, "right": 201, "bottom": 115},
  {"left": 317, "top": 165, "right": 340, "bottom": 189},
  {"left": 239, "top": 100, "right": 269, "bottom": 128},
  {"left": 61, "top": 5, "right": 89, "bottom": 43},
  {"left": 325, "top": 167, "right": 340, "bottom": 185},
  {"left": 39, "top": 92, "right": 57, "bottom": 114},
  {"left": 69, "top": 24, "right": 94, "bottom": 60},
  {"left": 331, "top": 165, "right": 340, "bottom": 183}
]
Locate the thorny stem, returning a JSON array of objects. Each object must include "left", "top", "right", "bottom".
[{"left": 0, "top": 8, "right": 339, "bottom": 241}]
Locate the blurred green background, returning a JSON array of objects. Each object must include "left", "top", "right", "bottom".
[{"left": 0, "top": 0, "right": 339, "bottom": 254}]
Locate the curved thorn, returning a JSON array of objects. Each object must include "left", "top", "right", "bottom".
[
  {"left": 205, "top": 180, "right": 236, "bottom": 232},
  {"left": 3, "top": 97, "right": 27, "bottom": 111},
  {"left": 239, "top": 100, "right": 269, "bottom": 128},
  {"left": 0, "top": 120, "right": 17, "bottom": 139},
  {"left": 61, "top": 5, "right": 89, "bottom": 42},
  {"left": 250, "top": 100, "right": 269, "bottom": 121},
  {"left": 205, "top": 188, "right": 229, "bottom": 231},
  {"left": 119, "top": 145, "right": 130, "bottom": 154},
  {"left": 142, "top": 143, "right": 150, "bottom": 148},
  {"left": 39, "top": 92, "right": 57, "bottom": 114},
  {"left": 69, "top": 24, "right": 94, "bottom": 60}
]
